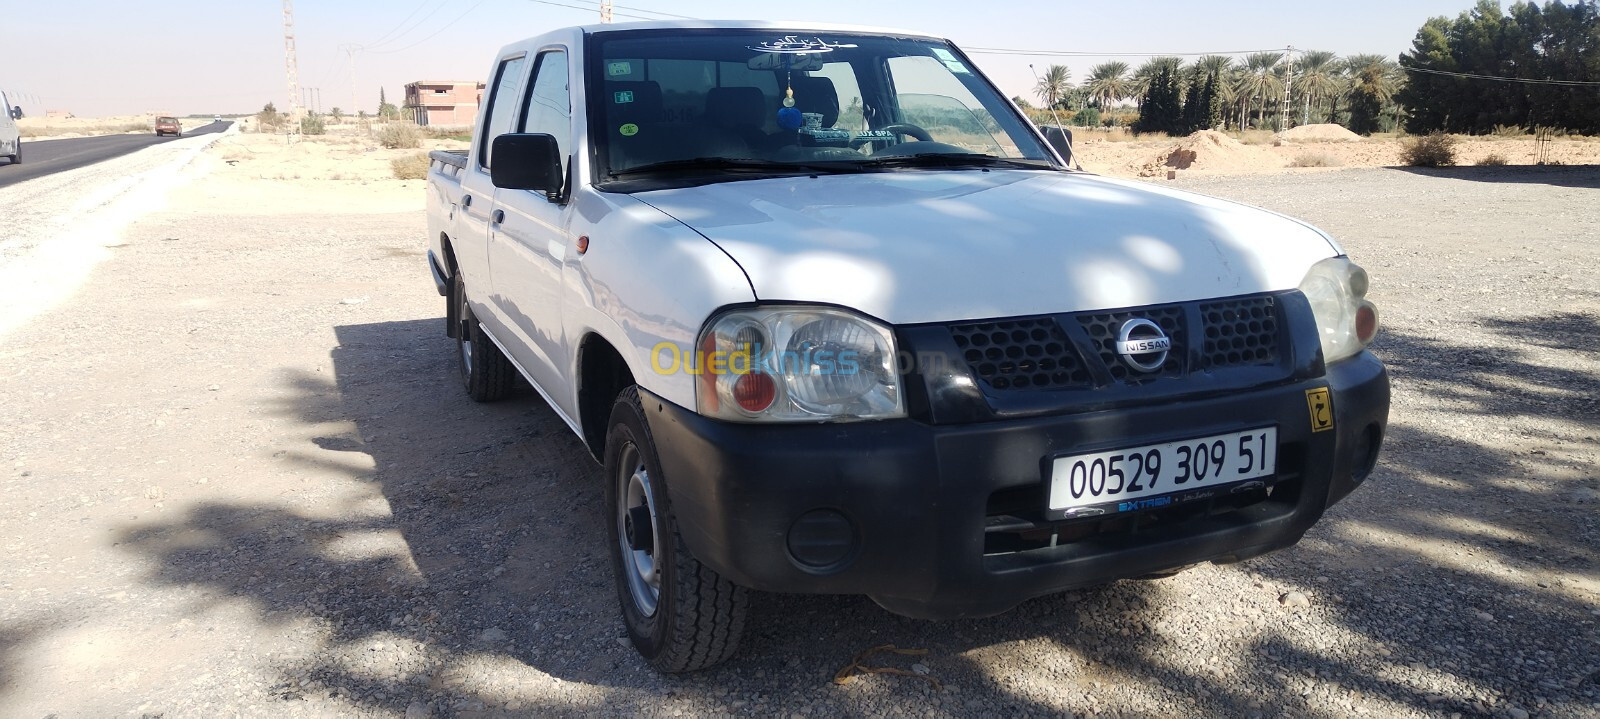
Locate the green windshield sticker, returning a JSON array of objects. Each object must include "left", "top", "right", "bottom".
[
  {"left": 608, "top": 61, "right": 632, "bottom": 76},
  {"left": 931, "top": 48, "right": 958, "bottom": 62},
  {"left": 614, "top": 90, "right": 634, "bottom": 104},
  {"left": 619, "top": 123, "right": 639, "bottom": 137}
]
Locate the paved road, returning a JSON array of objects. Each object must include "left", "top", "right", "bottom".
[{"left": 0, "top": 121, "right": 231, "bottom": 188}]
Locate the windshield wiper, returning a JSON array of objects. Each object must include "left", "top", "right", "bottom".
[
  {"left": 608, "top": 157, "right": 847, "bottom": 178},
  {"left": 841, "top": 153, "right": 1057, "bottom": 171}
]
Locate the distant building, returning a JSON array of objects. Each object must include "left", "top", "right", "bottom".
[{"left": 403, "top": 80, "right": 484, "bottom": 127}]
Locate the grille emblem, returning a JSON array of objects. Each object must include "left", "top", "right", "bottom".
[{"left": 1116, "top": 318, "right": 1172, "bottom": 372}]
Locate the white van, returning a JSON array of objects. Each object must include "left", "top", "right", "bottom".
[{"left": 0, "top": 90, "right": 20, "bottom": 165}]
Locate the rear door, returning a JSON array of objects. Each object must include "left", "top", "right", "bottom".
[
  {"left": 487, "top": 48, "right": 575, "bottom": 413},
  {"left": 458, "top": 53, "right": 528, "bottom": 328}
]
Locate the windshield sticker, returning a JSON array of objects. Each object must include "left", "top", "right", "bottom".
[
  {"left": 943, "top": 60, "right": 970, "bottom": 74},
  {"left": 748, "top": 36, "right": 858, "bottom": 55},
  {"left": 614, "top": 90, "right": 635, "bottom": 104},
  {"left": 619, "top": 123, "right": 639, "bottom": 137},
  {"left": 931, "top": 48, "right": 958, "bottom": 62},
  {"left": 607, "top": 61, "right": 633, "bottom": 77}
]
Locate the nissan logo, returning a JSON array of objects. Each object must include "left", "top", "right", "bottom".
[{"left": 1116, "top": 318, "right": 1172, "bottom": 372}]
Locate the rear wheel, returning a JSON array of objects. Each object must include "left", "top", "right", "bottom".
[
  {"left": 6, "top": 138, "right": 17, "bottom": 164},
  {"left": 451, "top": 273, "right": 517, "bottom": 402},
  {"left": 605, "top": 387, "right": 749, "bottom": 673}
]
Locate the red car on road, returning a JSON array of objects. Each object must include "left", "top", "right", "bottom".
[{"left": 155, "top": 117, "right": 181, "bottom": 137}]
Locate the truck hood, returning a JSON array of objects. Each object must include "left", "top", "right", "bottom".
[{"left": 634, "top": 170, "right": 1339, "bottom": 325}]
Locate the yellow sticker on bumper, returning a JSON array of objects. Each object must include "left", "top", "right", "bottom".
[{"left": 1305, "top": 387, "right": 1334, "bottom": 433}]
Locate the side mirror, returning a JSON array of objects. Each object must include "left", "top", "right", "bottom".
[
  {"left": 490, "top": 133, "right": 563, "bottom": 196},
  {"left": 1041, "top": 125, "right": 1074, "bottom": 167},
  {"left": 9, "top": 106, "right": 20, "bottom": 121}
]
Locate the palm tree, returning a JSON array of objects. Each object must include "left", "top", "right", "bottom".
[
  {"left": 1033, "top": 64, "right": 1072, "bottom": 110},
  {"left": 1344, "top": 54, "right": 1405, "bottom": 133},
  {"left": 1293, "top": 50, "right": 1342, "bottom": 125},
  {"left": 1235, "top": 52, "right": 1285, "bottom": 130},
  {"left": 1085, "top": 61, "right": 1131, "bottom": 110}
]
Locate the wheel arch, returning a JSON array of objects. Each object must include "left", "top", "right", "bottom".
[{"left": 576, "top": 331, "right": 638, "bottom": 461}]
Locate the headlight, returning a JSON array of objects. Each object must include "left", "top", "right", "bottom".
[
  {"left": 1298, "top": 257, "right": 1379, "bottom": 364},
  {"left": 694, "top": 307, "right": 904, "bottom": 422}
]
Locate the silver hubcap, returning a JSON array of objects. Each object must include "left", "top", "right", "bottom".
[{"left": 616, "top": 443, "right": 661, "bottom": 616}]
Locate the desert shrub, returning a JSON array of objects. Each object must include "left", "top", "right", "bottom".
[
  {"left": 1290, "top": 152, "right": 1341, "bottom": 168},
  {"left": 1491, "top": 124, "right": 1526, "bottom": 138},
  {"left": 1401, "top": 133, "right": 1458, "bottom": 167},
  {"left": 391, "top": 152, "right": 430, "bottom": 180},
  {"left": 1236, "top": 129, "right": 1278, "bottom": 146},
  {"left": 1477, "top": 153, "right": 1509, "bottom": 166},
  {"left": 376, "top": 123, "right": 421, "bottom": 149},
  {"left": 1071, "top": 107, "right": 1101, "bottom": 128},
  {"left": 300, "top": 114, "right": 326, "bottom": 136}
]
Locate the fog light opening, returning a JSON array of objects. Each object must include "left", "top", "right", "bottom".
[
  {"left": 1352, "top": 423, "right": 1382, "bottom": 482},
  {"left": 786, "top": 509, "right": 857, "bottom": 571}
]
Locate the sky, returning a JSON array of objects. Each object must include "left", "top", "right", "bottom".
[{"left": 3, "top": 0, "right": 1490, "bottom": 118}]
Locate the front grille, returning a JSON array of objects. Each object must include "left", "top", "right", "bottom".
[
  {"left": 1078, "top": 306, "right": 1186, "bottom": 382},
  {"left": 950, "top": 318, "right": 1091, "bottom": 391},
  {"left": 941, "top": 292, "right": 1290, "bottom": 398},
  {"left": 1200, "top": 296, "right": 1279, "bottom": 369}
]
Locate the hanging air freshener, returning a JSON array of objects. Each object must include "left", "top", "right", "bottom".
[{"left": 777, "top": 56, "right": 803, "bottom": 130}]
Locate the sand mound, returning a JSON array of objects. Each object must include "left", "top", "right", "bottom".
[
  {"left": 1278, "top": 123, "right": 1364, "bottom": 143},
  {"left": 1134, "top": 130, "right": 1280, "bottom": 177}
]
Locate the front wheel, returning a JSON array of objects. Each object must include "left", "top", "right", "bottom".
[
  {"left": 605, "top": 387, "right": 748, "bottom": 673},
  {"left": 451, "top": 273, "right": 517, "bottom": 402}
]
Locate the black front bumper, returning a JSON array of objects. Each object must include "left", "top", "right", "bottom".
[{"left": 643, "top": 351, "right": 1388, "bottom": 620}]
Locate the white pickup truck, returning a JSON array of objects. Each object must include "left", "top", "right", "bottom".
[{"left": 424, "top": 20, "right": 1389, "bottom": 672}]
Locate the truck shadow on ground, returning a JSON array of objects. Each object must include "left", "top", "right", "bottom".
[
  {"left": 1392, "top": 164, "right": 1600, "bottom": 189},
  {"left": 115, "top": 317, "right": 1600, "bottom": 716}
]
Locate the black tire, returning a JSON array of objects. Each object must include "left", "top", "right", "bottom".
[
  {"left": 7, "top": 138, "right": 17, "bottom": 165},
  {"left": 452, "top": 272, "right": 517, "bottom": 402},
  {"left": 605, "top": 387, "right": 748, "bottom": 673}
]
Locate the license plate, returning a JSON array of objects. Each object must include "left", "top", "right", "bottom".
[{"left": 1047, "top": 427, "right": 1278, "bottom": 518}]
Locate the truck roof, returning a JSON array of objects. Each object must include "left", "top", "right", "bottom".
[{"left": 573, "top": 18, "right": 943, "bottom": 40}]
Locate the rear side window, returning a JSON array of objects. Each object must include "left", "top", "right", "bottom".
[
  {"left": 519, "top": 50, "right": 571, "bottom": 181},
  {"left": 478, "top": 55, "right": 528, "bottom": 168}
]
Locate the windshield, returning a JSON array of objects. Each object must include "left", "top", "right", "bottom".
[{"left": 588, "top": 30, "right": 1053, "bottom": 178}]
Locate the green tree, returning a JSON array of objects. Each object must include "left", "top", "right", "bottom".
[
  {"left": 1346, "top": 55, "right": 1401, "bottom": 134},
  {"left": 1235, "top": 52, "right": 1285, "bottom": 129},
  {"left": 1135, "top": 62, "right": 1184, "bottom": 134},
  {"left": 1293, "top": 50, "right": 1344, "bottom": 125},
  {"left": 330, "top": 107, "right": 344, "bottom": 121},
  {"left": 1033, "top": 64, "right": 1073, "bottom": 109},
  {"left": 378, "top": 87, "right": 400, "bottom": 120},
  {"left": 1085, "top": 61, "right": 1131, "bottom": 110}
]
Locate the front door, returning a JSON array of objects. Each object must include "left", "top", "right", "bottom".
[{"left": 488, "top": 48, "right": 575, "bottom": 414}]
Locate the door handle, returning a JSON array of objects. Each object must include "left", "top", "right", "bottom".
[
  {"left": 492, "top": 209, "right": 505, "bottom": 224},
  {"left": 462, "top": 194, "right": 472, "bottom": 208}
]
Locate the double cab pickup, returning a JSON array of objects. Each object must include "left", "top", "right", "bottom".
[{"left": 424, "top": 20, "right": 1390, "bottom": 672}]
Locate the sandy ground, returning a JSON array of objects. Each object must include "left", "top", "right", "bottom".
[
  {"left": 1076, "top": 130, "right": 1600, "bottom": 178},
  {"left": 0, "top": 136, "right": 1597, "bottom": 718}
]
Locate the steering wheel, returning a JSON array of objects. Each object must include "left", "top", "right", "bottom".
[
  {"left": 878, "top": 123, "right": 934, "bottom": 142},
  {"left": 850, "top": 122, "right": 934, "bottom": 148}
]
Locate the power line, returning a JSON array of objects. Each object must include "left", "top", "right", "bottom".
[
  {"left": 362, "top": 0, "right": 439, "bottom": 49},
  {"left": 365, "top": 0, "right": 492, "bottom": 55},
  {"left": 966, "top": 46, "right": 1294, "bottom": 58},
  {"left": 363, "top": 0, "right": 457, "bottom": 52},
  {"left": 517, "top": 0, "right": 659, "bottom": 21},
  {"left": 554, "top": 0, "right": 697, "bottom": 19},
  {"left": 1402, "top": 65, "right": 1600, "bottom": 87}
]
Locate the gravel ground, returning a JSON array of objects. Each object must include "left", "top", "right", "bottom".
[{"left": 1, "top": 162, "right": 1597, "bottom": 718}]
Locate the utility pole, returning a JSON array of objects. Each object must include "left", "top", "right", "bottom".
[
  {"left": 283, "top": 0, "right": 301, "bottom": 139},
  {"left": 1281, "top": 46, "right": 1294, "bottom": 132},
  {"left": 340, "top": 44, "right": 360, "bottom": 116},
  {"left": 599, "top": 0, "right": 613, "bottom": 22}
]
